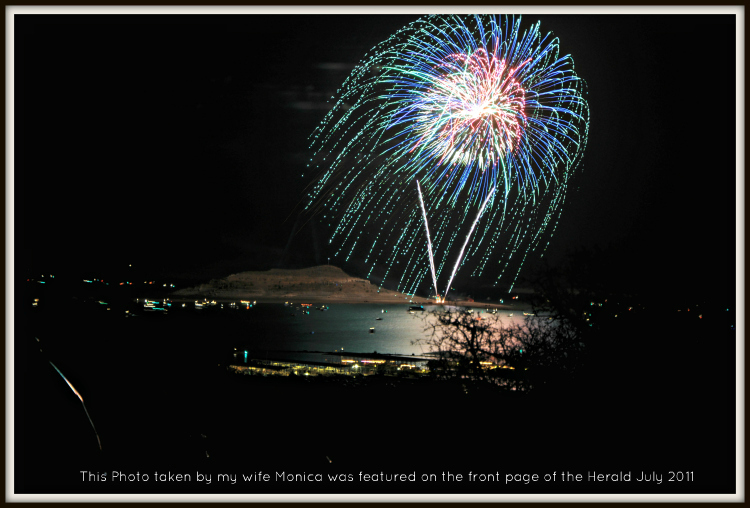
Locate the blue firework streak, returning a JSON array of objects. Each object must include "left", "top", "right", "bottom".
[{"left": 304, "top": 15, "right": 589, "bottom": 296}]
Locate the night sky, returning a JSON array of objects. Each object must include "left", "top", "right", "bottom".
[{"left": 15, "top": 12, "right": 737, "bottom": 297}]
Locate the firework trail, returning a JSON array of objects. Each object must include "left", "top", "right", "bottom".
[
  {"left": 443, "top": 185, "right": 496, "bottom": 300},
  {"left": 304, "top": 15, "right": 589, "bottom": 296},
  {"left": 416, "top": 180, "right": 440, "bottom": 299}
]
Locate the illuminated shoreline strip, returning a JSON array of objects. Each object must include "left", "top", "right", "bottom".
[
  {"left": 416, "top": 180, "right": 440, "bottom": 300},
  {"left": 443, "top": 186, "right": 496, "bottom": 300}
]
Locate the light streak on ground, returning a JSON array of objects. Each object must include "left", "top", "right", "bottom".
[{"left": 49, "top": 360, "right": 102, "bottom": 451}]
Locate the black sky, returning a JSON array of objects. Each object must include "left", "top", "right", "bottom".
[{"left": 15, "top": 13, "right": 737, "bottom": 296}]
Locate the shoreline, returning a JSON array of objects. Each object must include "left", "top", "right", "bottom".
[{"left": 164, "top": 293, "right": 522, "bottom": 310}]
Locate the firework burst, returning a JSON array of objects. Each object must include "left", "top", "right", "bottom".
[{"left": 304, "top": 15, "right": 589, "bottom": 297}]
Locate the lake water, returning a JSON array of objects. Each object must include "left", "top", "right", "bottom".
[
  {"left": 205, "top": 303, "right": 431, "bottom": 360},
  {"left": 155, "top": 302, "right": 530, "bottom": 364}
]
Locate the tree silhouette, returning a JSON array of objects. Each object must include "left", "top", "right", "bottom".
[{"left": 417, "top": 305, "right": 586, "bottom": 392}]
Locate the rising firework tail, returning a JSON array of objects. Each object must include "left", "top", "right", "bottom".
[
  {"left": 304, "top": 15, "right": 589, "bottom": 295},
  {"left": 443, "top": 186, "right": 496, "bottom": 301},
  {"left": 416, "top": 180, "right": 440, "bottom": 300}
]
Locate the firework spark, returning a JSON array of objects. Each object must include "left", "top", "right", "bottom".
[{"left": 305, "top": 15, "right": 589, "bottom": 296}]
